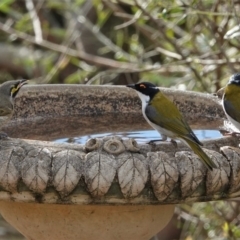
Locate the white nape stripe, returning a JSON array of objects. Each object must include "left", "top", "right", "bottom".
[{"left": 136, "top": 91, "right": 150, "bottom": 113}]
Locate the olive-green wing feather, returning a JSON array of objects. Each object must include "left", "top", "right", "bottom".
[
  {"left": 145, "top": 94, "right": 217, "bottom": 170},
  {"left": 145, "top": 93, "right": 202, "bottom": 145},
  {"left": 224, "top": 99, "right": 240, "bottom": 123},
  {"left": 223, "top": 85, "right": 240, "bottom": 122},
  {"left": 182, "top": 138, "right": 217, "bottom": 170},
  {"left": 145, "top": 103, "right": 217, "bottom": 170}
]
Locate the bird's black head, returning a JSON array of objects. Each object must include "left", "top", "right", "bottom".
[
  {"left": 10, "top": 79, "right": 28, "bottom": 98},
  {"left": 0, "top": 79, "right": 28, "bottom": 99},
  {"left": 127, "top": 82, "right": 159, "bottom": 99},
  {"left": 228, "top": 73, "right": 240, "bottom": 86}
]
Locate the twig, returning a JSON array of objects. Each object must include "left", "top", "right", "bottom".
[
  {"left": 0, "top": 22, "right": 140, "bottom": 71},
  {"left": 134, "top": 0, "right": 209, "bottom": 91},
  {"left": 77, "top": 15, "right": 136, "bottom": 62},
  {"left": 25, "top": 0, "right": 43, "bottom": 44},
  {"left": 156, "top": 47, "right": 182, "bottom": 60},
  {"left": 114, "top": 3, "right": 142, "bottom": 30}
]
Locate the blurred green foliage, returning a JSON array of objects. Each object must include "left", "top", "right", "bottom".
[
  {"left": 177, "top": 201, "right": 240, "bottom": 240},
  {"left": 0, "top": 0, "right": 239, "bottom": 91}
]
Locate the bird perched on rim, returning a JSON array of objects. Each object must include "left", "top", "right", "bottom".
[
  {"left": 0, "top": 79, "right": 28, "bottom": 138},
  {"left": 222, "top": 73, "right": 240, "bottom": 131},
  {"left": 127, "top": 82, "right": 217, "bottom": 171}
]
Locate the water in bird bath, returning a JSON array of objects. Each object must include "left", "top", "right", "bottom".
[
  {"left": 4, "top": 113, "right": 224, "bottom": 142},
  {"left": 54, "top": 129, "right": 222, "bottom": 144}
]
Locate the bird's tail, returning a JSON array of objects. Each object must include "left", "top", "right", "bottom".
[{"left": 183, "top": 138, "right": 217, "bottom": 171}]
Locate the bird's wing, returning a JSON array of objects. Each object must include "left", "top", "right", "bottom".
[
  {"left": 224, "top": 99, "right": 240, "bottom": 123},
  {"left": 145, "top": 100, "right": 202, "bottom": 145}
]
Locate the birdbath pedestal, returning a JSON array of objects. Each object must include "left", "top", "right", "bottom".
[{"left": 0, "top": 202, "right": 174, "bottom": 240}]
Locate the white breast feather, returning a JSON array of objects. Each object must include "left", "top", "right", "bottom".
[{"left": 222, "top": 98, "right": 240, "bottom": 131}]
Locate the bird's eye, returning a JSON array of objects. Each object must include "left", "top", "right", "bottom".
[{"left": 139, "top": 84, "right": 146, "bottom": 88}]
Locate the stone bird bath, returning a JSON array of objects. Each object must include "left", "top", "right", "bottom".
[{"left": 0, "top": 84, "right": 239, "bottom": 240}]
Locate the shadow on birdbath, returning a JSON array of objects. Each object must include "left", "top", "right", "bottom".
[{"left": 0, "top": 84, "right": 237, "bottom": 240}]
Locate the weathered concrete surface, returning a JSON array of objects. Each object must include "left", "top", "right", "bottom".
[
  {"left": 0, "top": 135, "right": 238, "bottom": 205},
  {"left": 4, "top": 84, "right": 225, "bottom": 140},
  {"left": 0, "top": 202, "right": 174, "bottom": 240},
  {"left": 0, "top": 84, "right": 234, "bottom": 240},
  {"left": 12, "top": 84, "right": 224, "bottom": 120},
  {"left": 0, "top": 84, "right": 236, "bottom": 205}
]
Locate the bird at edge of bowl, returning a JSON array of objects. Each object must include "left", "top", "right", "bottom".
[
  {"left": 221, "top": 73, "right": 240, "bottom": 135},
  {"left": 127, "top": 81, "right": 217, "bottom": 171},
  {"left": 0, "top": 79, "right": 28, "bottom": 139}
]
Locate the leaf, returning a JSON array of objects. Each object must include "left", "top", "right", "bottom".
[
  {"left": 220, "top": 146, "right": 240, "bottom": 195},
  {"left": 206, "top": 150, "right": 230, "bottom": 197},
  {"left": 52, "top": 150, "right": 84, "bottom": 197},
  {"left": 0, "top": 147, "right": 24, "bottom": 192},
  {"left": 84, "top": 152, "right": 116, "bottom": 197},
  {"left": 176, "top": 151, "right": 206, "bottom": 198},
  {"left": 0, "top": 0, "right": 14, "bottom": 13},
  {"left": 149, "top": 152, "right": 178, "bottom": 201},
  {"left": 22, "top": 147, "right": 52, "bottom": 194},
  {"left": 117, "top": 153, "right": 148, "bottom": 198}
]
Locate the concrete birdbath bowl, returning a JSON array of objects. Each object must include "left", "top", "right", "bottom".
[{"left": 0, "top": 84, "right": 239, "bottom": 240}]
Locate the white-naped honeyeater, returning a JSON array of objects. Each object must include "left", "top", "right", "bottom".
[
  {"left": 0, "top": 79, "right": 28, "bottom": 138},
  {"left": 222, "top": 73, "right": 240, "bottom": 131},
  {"left": 127, "top": 82, "right": 217, "bottom": 171}
]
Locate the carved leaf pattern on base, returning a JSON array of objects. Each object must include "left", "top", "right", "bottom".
[
  {"left": 206, "top": 150, "right": 231, "bottom": 197},
  {"left": 52, "top": 149, "right": 84, "bottom": 197},
  {"left": 117, "top": 153, "right": 148, "bottom": 198},
  {"left": 84, "top": 152, "right": 116, "bottom": 197},
  {"left": 21, "top": 147, "right": 51, "bottom": 194},
  {"left": 0, "top": 147, "right": 24, "bottom": 192},
  {"left": 220, "top": 146, "right": 240, "bottom": 194},
  {"left": 149, "top": 152, "right": 178, "bottom": 201},
  {"left": 176, "top": 151, "right": 206, "bottom": 198},
  {"left": 0, "top": 135, "right": 238, "bottom": 204}
]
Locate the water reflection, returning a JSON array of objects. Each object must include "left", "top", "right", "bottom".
[
  {"left": 5, "top": 114, "right": 224, "bottom": 141},
  {"left": 54, "top": 129, "right": 222, "bottom": 144}
]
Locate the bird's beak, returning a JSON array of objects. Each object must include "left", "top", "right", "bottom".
[
  {"left": 127, "top": 84, "right": 136, "bottom": 89},
  {"left": 11, "top": 79, "right": 29, "bottom": 97},
  {"left": 18, "top": 79, "right": 29, "bottom": 89}
]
